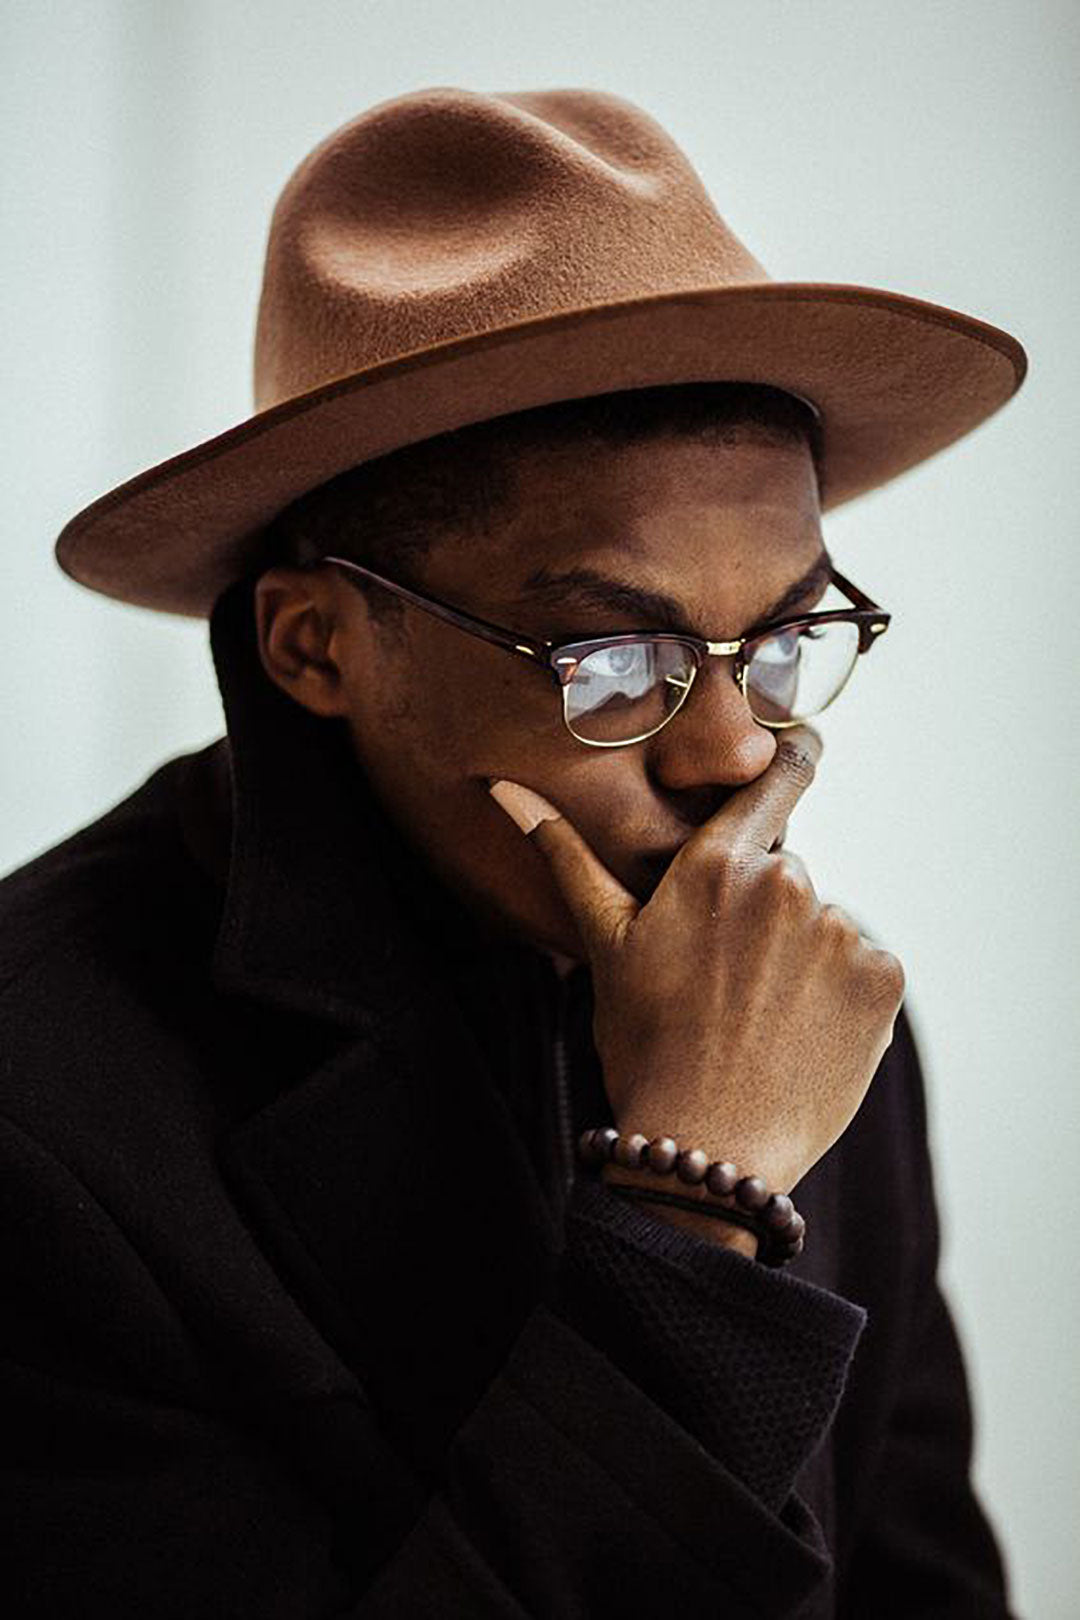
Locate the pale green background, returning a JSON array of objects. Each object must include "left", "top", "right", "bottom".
[{"left": 3, "top": 3, "right": 1078, "bottom": 1614}]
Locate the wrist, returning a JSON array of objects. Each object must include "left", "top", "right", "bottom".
[{"left": 599, "top": 1161, "right": 760, "bottom": 1258}]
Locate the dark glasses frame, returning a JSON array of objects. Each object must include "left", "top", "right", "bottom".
[{"left": 311, "top": 552, "right": 891, "bottom": 747}]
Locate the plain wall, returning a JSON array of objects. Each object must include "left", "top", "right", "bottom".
[{"left": 3, "top": 3, "right": 1078, "bottom": 1614}]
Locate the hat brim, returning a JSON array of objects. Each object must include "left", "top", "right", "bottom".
[{"left": 55, "top": 281, "right": 1027, "bottom": 618}]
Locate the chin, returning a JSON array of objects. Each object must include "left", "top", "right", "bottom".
[
  {"left": 519, "top": 900, "right": 588, "bottom": 965},
  {"left": 461, "top": 870, "right": 586, "bottom": 963},
  {"left": 517, "top": 886, "right": 590, "bottom": 964}
]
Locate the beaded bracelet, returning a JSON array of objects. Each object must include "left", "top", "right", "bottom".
[{"left": 576, "top": 1126, "right": 806, "bottom": 1269}]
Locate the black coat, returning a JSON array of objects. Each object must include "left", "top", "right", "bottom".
[{"left": 0, "top": 574, "right": 1015, "bottom": 1617}]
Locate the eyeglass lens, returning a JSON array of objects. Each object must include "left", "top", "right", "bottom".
[{"left": 563, "top": 622, "right": 861, "bottom": 743}]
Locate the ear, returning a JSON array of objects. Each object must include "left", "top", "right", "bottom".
[{"left": 253, "top": 566, "right": 353, "bottom": 718}]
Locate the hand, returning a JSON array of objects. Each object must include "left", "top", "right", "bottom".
[{"left": 489, "top": 728, "right": 906, "bottom": 1196}]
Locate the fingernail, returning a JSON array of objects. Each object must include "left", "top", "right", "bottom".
[{"left": 488, "top": 779, "right": 561, "bottom": 834}]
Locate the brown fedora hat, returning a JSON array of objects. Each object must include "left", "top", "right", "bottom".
[{"left": 54, "top": 85, "right": 1028, "bottom": 619}]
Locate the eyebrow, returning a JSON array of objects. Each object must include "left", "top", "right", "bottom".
[{"left": 516, "top": 546, "right": 834, "bottom": 639}]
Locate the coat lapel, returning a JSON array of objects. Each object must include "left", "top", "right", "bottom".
[{"left": 202, "top": 574, "right": 563, "bottom": 1479}]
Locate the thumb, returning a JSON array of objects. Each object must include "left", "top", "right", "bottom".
[{"left": 488, "top": 779, "right": 638, "bottom": 957}]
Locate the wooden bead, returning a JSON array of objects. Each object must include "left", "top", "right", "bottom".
[
  {"left": 612, "top": 1131, "right": 649, "bottom": 1169},
  {"left": 577, "top": 1129, "right": 600, "bottom": 1166},
  {"left": 761, "top": 1218, "right": 806, "bottom": 1267},
  {"left": 645, "top": 1136, "right": 679, "bottom": 1174},
  {"left": 765, "top": 1232, "right": 804, "bottom": 1264},
  {"left": 576, "top": 1124, "right": 807, "bottom": 1268},
  {"left": 705, "top": 1160, "right": 738, "bottom": 1197},
  {"left": 578, "top": 1126, "right": 618, "bottom": 1166},
  {"left": 734, "top": 1175, "right": 770, "bottom": 1212},
  {"left": 763, "top": 1193, "right": 795, "bottom": 1231},
  {"left": 675, "top": 1147, "right": 710, "bottom": 1184}
]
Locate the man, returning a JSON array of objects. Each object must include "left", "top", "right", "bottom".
[{"left": 1, "top": 87, "right": 1026, "bottom": 1615}]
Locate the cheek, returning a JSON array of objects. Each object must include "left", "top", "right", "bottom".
[
  {"left": 345, "top": 624, "right": 473, "bottom": 743},
  {"left": 341, "top": 645, "right": 654, "bottom": 953},
  {"left": 350, "top": 674, "right": 465, "bottom": 772},
  {"left": 344, "top": 628, "right": 648, "bottom": 810},
  {"left": 395, "top": 660, "right": 567, "bottom": 771},
  {"left": 342, "top": 638, "right": 524, "bottom": 794}
]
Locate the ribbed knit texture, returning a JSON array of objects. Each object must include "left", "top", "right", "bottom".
[{"left": 561, "top": 1173, "right": 865, "bottom": 1513}]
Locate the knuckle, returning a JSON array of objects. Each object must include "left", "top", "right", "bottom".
[
  {"left": 700, "top": 850, "right": 744, "bottom": 909},
  {"left": 819, "top": 901, "right": 860, "bottom": 943},
  {"left": 685, "top": 838, "right": 741, "bottom": 889},
  {"left": 868, "top": 946, "right": 907, "bottom": 1000},
  {"left": 763, "top": 851, "right": 814, "bottom": 905}
]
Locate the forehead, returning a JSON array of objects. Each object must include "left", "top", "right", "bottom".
[{"left": 424, "top": 433, "right": 824, "bottom": 609}]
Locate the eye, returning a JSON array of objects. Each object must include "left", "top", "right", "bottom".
[
  {"left": 585, "top": 642, "right": 650, "bottom": 679},
  {"left": 753, "top": 625, "right": 827, "bottom": 664}
]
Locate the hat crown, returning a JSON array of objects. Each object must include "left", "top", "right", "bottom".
[
  {"left": 254, "top": 87, "right": 769, "bottom": 410},
  {"left": 54, "top": 82, "right": 1026, "bottom": 619}
]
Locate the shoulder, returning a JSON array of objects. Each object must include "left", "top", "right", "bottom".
[
  {"left": 0, "top": 746, "right": 218, "bottom": 986},
  {"left": 0, "top": 744, "right": 227, "bottom": 1134}
]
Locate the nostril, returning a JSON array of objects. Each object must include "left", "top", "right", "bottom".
[{"left": 654, "top": 786, "right": 735, "bottom": 829}]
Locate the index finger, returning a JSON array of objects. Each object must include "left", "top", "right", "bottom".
[{"left": 676, "top": 725, "right": 824, "bottom": 869}]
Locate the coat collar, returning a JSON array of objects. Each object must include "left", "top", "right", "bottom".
[
  {"left": 205, "top": 569, "right": 546, "bottom": 1032},
  {"left": 194, "top": 572, "right": 573, "bottom": 1482}
]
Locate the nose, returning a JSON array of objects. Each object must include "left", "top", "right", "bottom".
[{"left": 644, "top": 656, "right": 776, "bottom": 797}]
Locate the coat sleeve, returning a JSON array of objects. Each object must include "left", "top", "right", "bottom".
[
  {"left": 837, "top": 1012, "right": 1017, "bottom": 1618},
  {"left": 377, "top": 1176, "right": 868, "bottom": 1618},
  {"left": 1, "top": 1091, "right": 874, "bottom": 1620}
]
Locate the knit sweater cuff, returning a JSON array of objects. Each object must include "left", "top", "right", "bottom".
[{"left": 555, "top": 1172, "right": 867, "bottom": 1514}]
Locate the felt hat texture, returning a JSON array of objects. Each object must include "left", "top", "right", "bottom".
[{"left": 54, "top": 85, "right": 1028, "bottom": 619}]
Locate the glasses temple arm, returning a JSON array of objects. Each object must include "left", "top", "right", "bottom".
[
  {"left": 318, "top": 555, "right": 551, "bottom": 662},
  {"left": 829, "top": 565, "right": 885, "bottom": 613}
]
